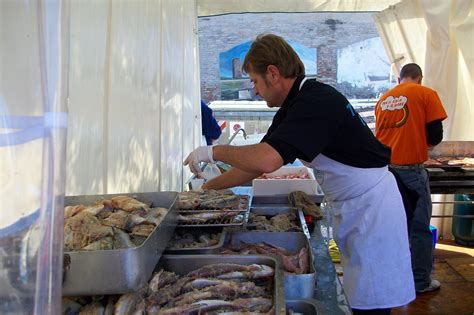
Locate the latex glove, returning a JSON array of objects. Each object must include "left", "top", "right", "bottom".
[{"left": 183, "top": 145, "right": 215, "bottom": 174}]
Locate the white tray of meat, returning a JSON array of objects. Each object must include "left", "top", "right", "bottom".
[{"left": 252, "top": 166, "right": 319, "bottom": 196}]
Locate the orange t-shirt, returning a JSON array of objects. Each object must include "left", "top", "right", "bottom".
[{"left": 375, "top": 83, "right": 447, "bottom": 165}]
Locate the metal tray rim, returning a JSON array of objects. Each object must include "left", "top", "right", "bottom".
[
  {"left": 285, "top": 298, "right": 323, "bottom": 314},
  {"left": 159, "top": 254, "right": 286, "bottom": 315},
  {"left": 62, "top": 192, "right": 178, "bottom": 296}
]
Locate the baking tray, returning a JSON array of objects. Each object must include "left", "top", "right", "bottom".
[
  {"left": 177, "top": 212, "right": 247, "bottom": 228},
  {"left": 158, "top": 255, "right": 286, "bottom": 315},
  {"left": 176, "top": 195, "right": 250, "bottom": 213},
  {"left": 286, "top": 299, "right": 321, "bottom": 314},
  {"left": 177, "top": 194, "right": 251, "bottom": 228},
  {"left": 223, "top": 231, "right": 316, "bottom": 299},
  {"left": 62, "top": 192, "right": 178, "bottom": 296},
  {"left": 164, "top": 227, "right": 227, "bottom": 254}
]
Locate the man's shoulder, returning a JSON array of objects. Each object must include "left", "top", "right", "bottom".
[
  {"left": 379, "top": 83, "right": 435, "bottom": 100},
  {"left": 302, "top": 80, "right": 347, "bottom": 103}
]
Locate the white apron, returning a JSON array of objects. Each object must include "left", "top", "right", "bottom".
[
  {"left": 298, "top": 78, "right": 415, "bottom": 309},
  {"left": 308, "top": 155, "right": 415, "bottom": 309}
]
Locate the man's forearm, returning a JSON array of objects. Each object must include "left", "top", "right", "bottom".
[
  {"left": 212, "top": 143, "right": 283, "bottom": 173},
  {"left": 203, "top": 167, "right": 261, "bottom": 190}
]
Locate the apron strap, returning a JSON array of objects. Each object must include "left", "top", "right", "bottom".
[{"left": 299, "top": 77, "right": 309, "bottom": 91}]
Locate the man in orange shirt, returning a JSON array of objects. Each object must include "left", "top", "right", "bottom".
[{"left": 375, "top": 63, "right": 447, "bottom": 293}]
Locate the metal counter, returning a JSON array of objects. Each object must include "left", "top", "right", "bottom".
[{"left": 310, "top": 216, "right": 351, "bottom": 315}]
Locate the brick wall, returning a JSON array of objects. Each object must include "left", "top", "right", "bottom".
[{"left": 199, "top": 12, "right": 379, "bottom": 103}]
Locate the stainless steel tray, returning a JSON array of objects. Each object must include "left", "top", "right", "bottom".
[
  {"left": 62, "top": 192, "right": 178, "bottom": 296},
  {"left": 177, "top": 194, "right": 251, "bottom": 228},
  {"left": 177, "top": 195, "right": 250, "bottom": 213},
  {"left": 286, "top": 299, "right": 321, "bottom": 314},
  {"left": 158, "top": 255, "right": 286, "bottom": 315},
  {"left": 223, "top": 231, "right": 316, "bottom": 299},
  {"left": 164, "top": 227, "right": 227, "bottom": 254}
]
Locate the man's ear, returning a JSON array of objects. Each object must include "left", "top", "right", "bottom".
[{"left": 266, "top": 65, "right": 280, "bottom": 81}]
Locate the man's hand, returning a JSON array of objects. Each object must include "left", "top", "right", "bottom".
[{"left": 183, "top": 145, "right": 214, "bottom": 174}]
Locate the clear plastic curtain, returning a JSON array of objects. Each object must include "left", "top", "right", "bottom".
[{"left": 0, "top": 0, "right": 70, "bottom": 314}]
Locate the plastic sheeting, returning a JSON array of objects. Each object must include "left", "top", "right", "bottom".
[
  {"left": 374, "top": 0, "right": 473, "bottom": 141},
  {"left": 197, "top": 0, "right": 400, "bottom": 16},
  {"left": 0, "top": 0, "right": 69, "bottom": 313},
  {"left": 66, "top": 0, "right": 201, "bottom": 195}
]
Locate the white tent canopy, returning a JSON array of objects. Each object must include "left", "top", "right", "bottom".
[
  {"left": 375, "top": 0, "right": 473, "bottom": 140},
  {"left": 197, "top": 0, "right": 400, "bottom": 16}
]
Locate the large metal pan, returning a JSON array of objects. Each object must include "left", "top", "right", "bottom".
[
  {"left": 158, "top": 254, "right": 286, "bottom": 315},
  {"left": 62, "top": 192, "right": 177, "bottom": 296}
]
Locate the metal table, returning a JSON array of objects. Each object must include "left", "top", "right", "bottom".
[
  {"left": 428, "top": 168, "right": 474, "bottom": 194},
  {"left": 310, "top": 213, "right": 351, "bottom": 315},
  {"left": 427, "top": 141, "right": 474, "bottom": 194}
]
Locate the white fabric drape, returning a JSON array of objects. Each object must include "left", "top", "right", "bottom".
[
  {"left": 374, "top": 0, "right": 473, "bottom": 141},
  {"left": 197, "top": 0, "right": 400, "bottom": 16},
  {"left": 66, "top": 0, "right": 201, "bottom": 195}
]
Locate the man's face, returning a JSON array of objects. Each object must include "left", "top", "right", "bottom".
[{"left": 248, "top": 69, "right": 283, "bottom": 108}]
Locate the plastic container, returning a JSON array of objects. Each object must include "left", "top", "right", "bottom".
[
  {"left": 252, "top": 166, "right": 319, "bottom": 196},
  {"left": 452, "top": 194, "right": 474, "bottom": 246},
  {"left": 0, "top": 1, "right": 70, "bottom": 313},
  {"left": 429, "top": 224, "right": 437, "bottom": 248}
]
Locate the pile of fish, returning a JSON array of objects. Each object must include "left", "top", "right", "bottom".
[
  {"left": 288, "top": 191, "right": 324, "bottom": 220},
  {"left": 166, "top": 228, "right": 222, "bottom": 249},
  {"left": 247, "top": 212, "right": 301, "bottom": 232},
  {"left": 176, "top": 189, "right": 243, "bottom": 209},
  {"left": 221, "top": 242, "right": 309, "bottom": 274},
  {"left": 62, "top": 263, "right": 275, "bottom": 314},
  {"left": 258, "top": 172, "right": 310, "bottom": 179},
  {"left": 177, "top": 190, "right": 248, "bottom": 225},
  {"left": 424, "top": 156, "right": 474, "bottom": 167},
  {"left": 64, "top": 196, "right": 168, "bottom": 251}
]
